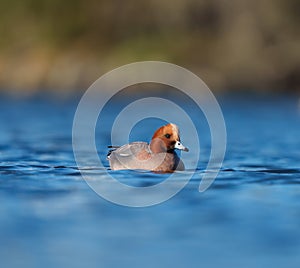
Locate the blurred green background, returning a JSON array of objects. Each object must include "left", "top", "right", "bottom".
[{"left": 0, "top": 0, "right": 299, "bottom": 95}]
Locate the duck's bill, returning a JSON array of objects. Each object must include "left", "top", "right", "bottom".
[{"left": 175, "top": 141, "right": 189, "bottom": 152}]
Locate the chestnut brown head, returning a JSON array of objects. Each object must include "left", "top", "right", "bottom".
[{"left": 150, "top": 123, "right": 189, "bottom": 153}]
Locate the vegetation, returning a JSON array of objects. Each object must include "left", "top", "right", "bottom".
[{"left": 0, "top": 0, "right": 299, "bottom": 94}]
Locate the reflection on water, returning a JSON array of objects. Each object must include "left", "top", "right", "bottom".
[{"left": 0, "top": 94, "right": 300, "bottom": 268}]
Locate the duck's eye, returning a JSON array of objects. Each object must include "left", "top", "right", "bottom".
[{"left": 164, "top": 134, "right": 171, "bottom": 139}]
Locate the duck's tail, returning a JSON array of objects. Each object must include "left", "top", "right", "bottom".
[{"left": 106, "top": 145, "right": 120, "bottom": 159}]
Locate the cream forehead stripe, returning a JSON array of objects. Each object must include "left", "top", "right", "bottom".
[{"left": 170, "top": 123, "right": 180, "bottom": 140}]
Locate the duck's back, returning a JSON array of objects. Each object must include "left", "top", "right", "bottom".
[{"left": 108, "top": 142, "right": 150, "bottom": 170}]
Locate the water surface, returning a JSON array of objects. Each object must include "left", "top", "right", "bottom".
[{"left": 0, "top": 93, "right": 300, "bottom": 268}]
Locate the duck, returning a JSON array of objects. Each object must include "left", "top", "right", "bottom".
[{"left": 107, "top": 123, "right": 189, "bottom": 172}]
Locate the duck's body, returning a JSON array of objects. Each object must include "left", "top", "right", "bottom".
[{"left": 107, "top": 123, "right": 188, "bottom": 173}]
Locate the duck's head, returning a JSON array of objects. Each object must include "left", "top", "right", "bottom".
[{"left": 150, "top": 123, "right": 189, "bottom": 153}]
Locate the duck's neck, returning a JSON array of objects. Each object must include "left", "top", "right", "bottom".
[{"left": 150, "top": 138, "right": 168, "bottom": 153}]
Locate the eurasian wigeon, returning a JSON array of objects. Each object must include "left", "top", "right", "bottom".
[{"left": 107, "top": 123, "right": 189, "bottom": 172}]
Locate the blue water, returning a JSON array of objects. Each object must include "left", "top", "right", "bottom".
[{"left": 1, "top": 93, "right": 300, "bottom": 268}]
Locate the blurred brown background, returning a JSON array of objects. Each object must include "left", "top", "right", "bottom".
[{"left": 0, "top": 0, "right": 299, "bottom": 95}]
